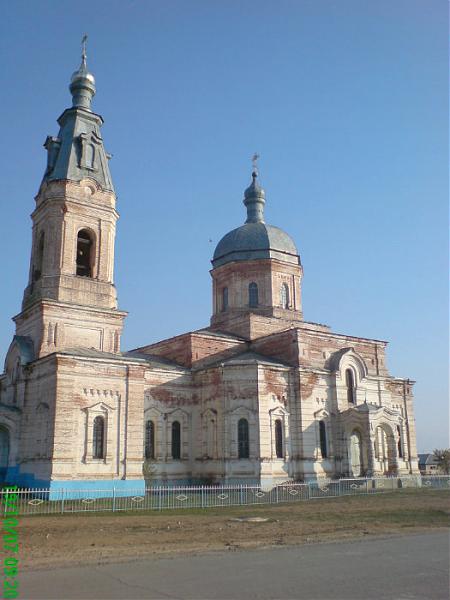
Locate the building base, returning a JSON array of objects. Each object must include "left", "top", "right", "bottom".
[{"left": 46, "top": 479, "right": 146, "bottom": 500}]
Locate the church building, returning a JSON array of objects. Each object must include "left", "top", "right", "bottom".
[{"left": 0, "top": 49, "right": 419, "bottom": 496}]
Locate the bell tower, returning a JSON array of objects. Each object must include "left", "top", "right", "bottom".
[{"left": 14, "top": 41, "right": 126, "bottom": 358}]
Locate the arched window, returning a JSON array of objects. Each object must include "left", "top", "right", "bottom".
[
  {"left": 248, "top": 282, "right": 258, "bottom": 308},
  {"left": 145, "top": 420, "right": 155, "bottom": 460},
  {"left": 93, "top": 416, "right": 105, "bottom": 459},
  {"left": 319, "top": 420, "right": 327, "bottom": 458},
  {"left": 345, "top": 369, "right": 356, "bottom": 404},
  {"left": 280, "top": 283, "right": 289, "bottom": 309},
  {"left": 171, "top": 421, "right": 181, "bottom": 460},
  {"left": 222, "top": 287, "right": 228, "bottom": 312},
  {"left": 76, "top": 229, "right": 94, "bottom": 277},
  {"left": 34, "top": 232, "right": 45, "bottom": 281},
  {"left": 205, "top": 416, "right": 217, "bottom": 458},
  {"left": 238, "top": 418, "right": 250, "bottom": 459},
  {"left": 397, "top": 425, "right": 403, "bottom": 458},
  {"left": 275, "top": 419, "right": 283, "bottom": 458}
]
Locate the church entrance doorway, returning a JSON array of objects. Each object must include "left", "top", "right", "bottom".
[
  {"left": 376, "top": 425, "right": 397, "bottom": 475},
  {"left": 349, "top": 429, "right": 363, "bottom": 477},
  {"left": 0, "top": 426, "right": 10, "bottom": 482}
]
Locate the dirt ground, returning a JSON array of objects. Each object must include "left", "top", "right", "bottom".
[{"left": 17, "top": 489, "right": 450, "bottom": 570}]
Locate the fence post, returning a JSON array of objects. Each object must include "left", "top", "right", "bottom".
[
  {"left": 3, "top": 488, "right": 14, "bottom": 517},
  {"left": 112, "top": 487, "right": 116, "bottom": 512},
  {"left": 61, "top": 488, "right": 65, "bottom": 514},
  {"left": 158, "top": 486, "right": 162, "bottom": 511},
  {"left": 276, "top": 485, "right": 279, "bottom": 504},
  {"left": 201, "top": 486, "right": 205, "bottom": 509}
]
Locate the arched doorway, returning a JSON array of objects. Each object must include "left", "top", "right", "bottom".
[
  {"left": 0, "top": 426, "right": 10, "bottom": 482},
  {"left": 349, "top": 429, "right": 363, "bottom": 477},
  {"left": 376, "top": 425, "right": 397, "bottom": 475}
]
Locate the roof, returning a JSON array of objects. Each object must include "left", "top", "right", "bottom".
[
  {"left": 196, "top": 350, "right": 292, "bottom": 370},
  {"left": 56, "top": 347, "right": 185, "bottom": 370},
  {"left": 194, "top": 328, "right": 247, "bottom": 341},
  {"left": 131, "top": 327, "right": 247, "bottom": 356},
  {"left": 42, "top": 108, "right": 114, "bottom": 192},
  {"left": 211, "top": 171, "right": 301, "bottom": 269},
  {"left": 418, "top": 453, "right": 440, "bottom": 466},
  {"left": 41, "top": 53, "right": 113, "bottom": 192},
  {"left": 212, "top": 222, "right": 300, "bottom": 268}
]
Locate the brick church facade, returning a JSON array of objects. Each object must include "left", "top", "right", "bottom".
[{"left": 0, "top": 51, "right": 419, "bottom": 495}]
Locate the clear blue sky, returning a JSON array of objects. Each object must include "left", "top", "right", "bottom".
[{"left": 0, "top": 1, "right": 448, "bottom": 452}]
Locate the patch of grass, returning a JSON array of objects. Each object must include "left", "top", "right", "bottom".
[{"left": 20, "top": 488, "right": 449, "bottom": 520}]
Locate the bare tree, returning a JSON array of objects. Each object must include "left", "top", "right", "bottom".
[{"left": 432, "top": 449, "right": 450, "bottom": 474}]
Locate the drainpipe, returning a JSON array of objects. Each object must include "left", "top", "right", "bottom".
[{"left": 122, "top": 366, "right": 129, "bottom": 480}]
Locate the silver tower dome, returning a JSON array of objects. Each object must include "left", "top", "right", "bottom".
[{"left": 69, "top": 35, "right": 96, "bottom": 110}]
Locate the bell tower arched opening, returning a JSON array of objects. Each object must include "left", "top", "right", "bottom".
[
  {"left": 76, "top": 229, "right": 94, "bottom": 277},
  {"left": 33, "top": 231, "right": 45, "bottom": 282}
]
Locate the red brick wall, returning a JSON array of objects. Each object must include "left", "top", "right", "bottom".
[
  {"left": 135, "top": 332, "right": 246, "bottom": 368},
  {"left": 251, "top": 328, "right": 300, "bottom": 366}
]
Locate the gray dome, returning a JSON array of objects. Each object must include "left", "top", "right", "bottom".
[
  {"left": 212, "top": 222, "right": 300, "bottom": 268},
  {"left": 244, "top": 174, "right": 265, "bottom": 200},
  {"left": 212, "top": 170, "right": 300, "bottom": 268}
]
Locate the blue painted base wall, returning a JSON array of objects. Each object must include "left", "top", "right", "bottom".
[
  {"left": 2, "top": 467, "right": 145, "bottom": 499},
  {"left": 46, "top": 480, "right": 146, "bottom": 500},
  {"left": 4, "top": 466, "right": 50, "bottom": 490}
]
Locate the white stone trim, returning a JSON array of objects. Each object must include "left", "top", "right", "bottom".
[{"left": 81, "top": 401, "right": 115, "bottom": 465}]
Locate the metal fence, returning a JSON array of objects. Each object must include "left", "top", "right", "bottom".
[{"left": 1, "top": 475, "right": 449, "bottom": 516}]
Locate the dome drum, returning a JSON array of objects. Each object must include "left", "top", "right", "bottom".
[{"left": 210, "top": 255, "right": 303, "bottom": 336}]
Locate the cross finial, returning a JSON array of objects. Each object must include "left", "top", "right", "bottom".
[
  {"left": 252, "top": 153, "right": 260, "bottom": 176},
  {"left": 81, "top": 34, "right": 88, "bottom": 63}
]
